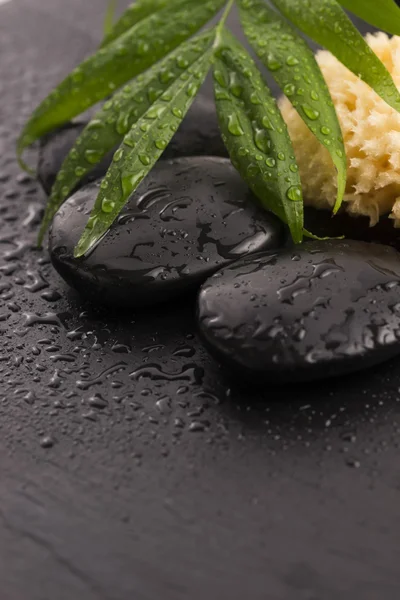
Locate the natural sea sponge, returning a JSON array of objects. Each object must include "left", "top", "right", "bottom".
[{"left": 279, "top": 32, "right": 400, "bottom": 227}]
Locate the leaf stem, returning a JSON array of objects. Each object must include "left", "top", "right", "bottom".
[{"left": 214, "top": 0, "right": 235, "bottom": 46}]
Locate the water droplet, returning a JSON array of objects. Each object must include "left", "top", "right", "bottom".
[
  {"left": 287, "top": 185, "right": 302, "bottom": 202},
  {"left": 74, "top": 166, "right": 86, "bottom": 177},
  {"left": 266, "top": 157, "right": 276, "bottom": 168},
  {"left": 227, "top": 114, "right": 244, "bottom": 136},
  {"left": 155, "top": 139, "right": 167, "bottom": 150},
  {"left": 283, "top": 83, "right": 296, "bottom": 97},
  {"left": 121, "top": 171, "right": 145, "bottom": 198},
  {"left": 250, "top": 91, "right": 261, "bottom": 105},
  {"left": 186, "top": 82, "right": 199, "bottom": 98},
  {"left": 101, "top": 198, "right": 116, "bottom": 213},
  {"left": 229, "top": 72, "right": 243, "bottom": 98},
  {"left": 172, "top": 107, "right": 183, "bottom": 119},
  {"left": 286, "top": 55, "right": 299, "bottom": 66},
  {"left": 86, "top": 215, "right": 98, "bottom": 230},
  {"left": 267, "top": 54, "right": 281, "bottom": 71},
  {"left": 139, "top": 154, "right": 151, "bottom": 166},
  {"left": 116, "top": 112, "right": 130, "bottom": 135},
  {"left": 262, "top": 116, "right": 274, "bottom": 131},
  {"left": 85, "top": 149, "right": 103, "bottom": 164},
  {"left": 302, "top": 104, "right": 320, "bottom": 120},
  {"left": 254, "top": 128, "right": 270, "bottom": 153},
  {"left": 113, "top": 148, "right": 124, "bottom": 162},
  {"left": 159, "top": 68, "right": 175, "bottom": 84},
  {"left": 40, "top": 435, "right": 55, "bottom": 449}
]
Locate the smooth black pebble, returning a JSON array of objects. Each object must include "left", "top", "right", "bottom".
[
  {"left": 49, "top": 157, "right": 285, "bottom": 307},
  {"left": 198, "top": 240, "right": 400, "bottom": 383},
  {"left": 38, "top": 95, "right": 228, "bottom": 195}
]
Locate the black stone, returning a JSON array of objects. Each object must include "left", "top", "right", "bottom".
[
  {"left": 49, "top": 157, "right": 285, "bottom": 307},
  {"left": 38, "top": 95, "right": 228, "bottom": 195},
  {"left": 198, "top": 240, "right": 400, "bottom": 383}
]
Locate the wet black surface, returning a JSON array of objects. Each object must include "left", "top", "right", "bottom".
[
  {"left": 1, "top": 2, "right": 400, "bottom": 600},
  {"left": 50, "top": 157, "right": 284, "bottom": 307},
  {"left": 198, "top": 240, "right": 400, "bottom": 382}
]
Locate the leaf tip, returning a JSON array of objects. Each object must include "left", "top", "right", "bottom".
[
  {"left": 37, "top": 227, "right": 45, "bottom": 249},
  {"left": 290, "top": 226, "right": 303, "bottom": 245},
  {"left": 16, "top": 137, "right": 36, "bottom": 176},
  {"left": 74, "top": 229, "right": 93, "bottom": 258},
  {"left": 73, "top": 240, "right": 88, "bottom": 259}
]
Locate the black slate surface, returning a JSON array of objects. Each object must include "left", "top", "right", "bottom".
[{"left": 0, "top": 2, "right": 400, "bottom": 599}]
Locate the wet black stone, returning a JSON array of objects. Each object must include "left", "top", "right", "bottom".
[
  {"left": 38, "top": 95, "right": 228, "bottom": 195},
  {"left": 49, "top": 157, "right": 285, "bottom": 307},
  {"left": 198, "top": 240, "right": 400, "bottom": 383}
]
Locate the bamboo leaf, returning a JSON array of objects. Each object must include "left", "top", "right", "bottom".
[
  {"left": 17, "top": 0, "right": 224, "bottom": 169},
  {"left": 338, "top": 0, "right": 400, "bottom": 36},
  {"left": 272, "top": 0, "right": 400, "bottom": 112},
  {"left": 38, "top": 30, "right": 215, "bottom": 244},
  {"left": 103, "top": 0, "right": 118, "bottom": 39},
  {"left": 213, "top": 29, "right": 303, "bottom": 244},
  {"left": 101, "top": 0, "right": 169, "bottom": 47},
  {"left": 239, "top": 0, "right": 346, "bottom": 214},
  {"left": 74, "top": 38, "right": 214, "bottom": 258}
]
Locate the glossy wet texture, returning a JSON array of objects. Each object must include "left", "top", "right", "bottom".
[
  {"left": 49, "top": 157, "right": 285, "bottom": 307},
  {"left": 3, "top": 2, "right": 400, "bottom": 599},
  {"left": 198, "top": 240, "right": 400, "bottom": 382},
  {"left": 37, "top": 95, "right": 228, "bottom": 196}
]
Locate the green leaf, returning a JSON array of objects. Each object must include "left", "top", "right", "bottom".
[
  {"left": 103, "top": 0, "right": 118, "bottom": 39},
  {"left": 338, "top": 0, "right": 400, "bottom": 36},
  {"left": 213, "top": 29, "right": 303, "bottom": 244},
  {"left": 38, "top": 30, "right": 215, "bottom": 244},
  {"left": 239, "top": 0, "right": 346, "bottom": 214},
  {"left": 101, "top": 0, "right": 169, "bottom": 47},
  {"left": 272, "top": 0, "right": 400, "bottom": 113},
  {"left": 74, "top": 36, "right": 214, "bottom": 258},
  {"left": 303, "top": 229, "right": 344, "bottom": 241},
  {"left": 17, "top": 0, "right": 224, "bottom": 169}
]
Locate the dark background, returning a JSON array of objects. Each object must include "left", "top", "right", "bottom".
[{"left": 0, "top": 1, "right": 399, "bottom": 599}]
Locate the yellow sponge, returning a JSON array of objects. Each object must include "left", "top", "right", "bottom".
[{"left": 279, "top": 32, "right": 400, "bottom": 227}]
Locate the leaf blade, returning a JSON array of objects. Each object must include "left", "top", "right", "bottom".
[
  {"left": 213, "top": 29, "right": 303, "bottom": 244},
  {"left": 338, "top": 0, "right": 400, "bottom": 36},
  {"left": 103, "top": 0, "right": 118, "bottom": 39},
  {"left": 74, "top": 40, "right": 214, "bottom": 257},
  {"left": 17, "top": 0, "right": 224, "bottom": 165},
  {"left": 38, "top": 30, "right": 215, "bottom": 243},
  {"left": 101, "top": 0, "right": 168, "bottom": 47},
  {"left": 239, "top": 0, "right": 346, "bottom": 214},
  {"left": 272, "top": 0, "right": 400, "bottom": 112}
]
